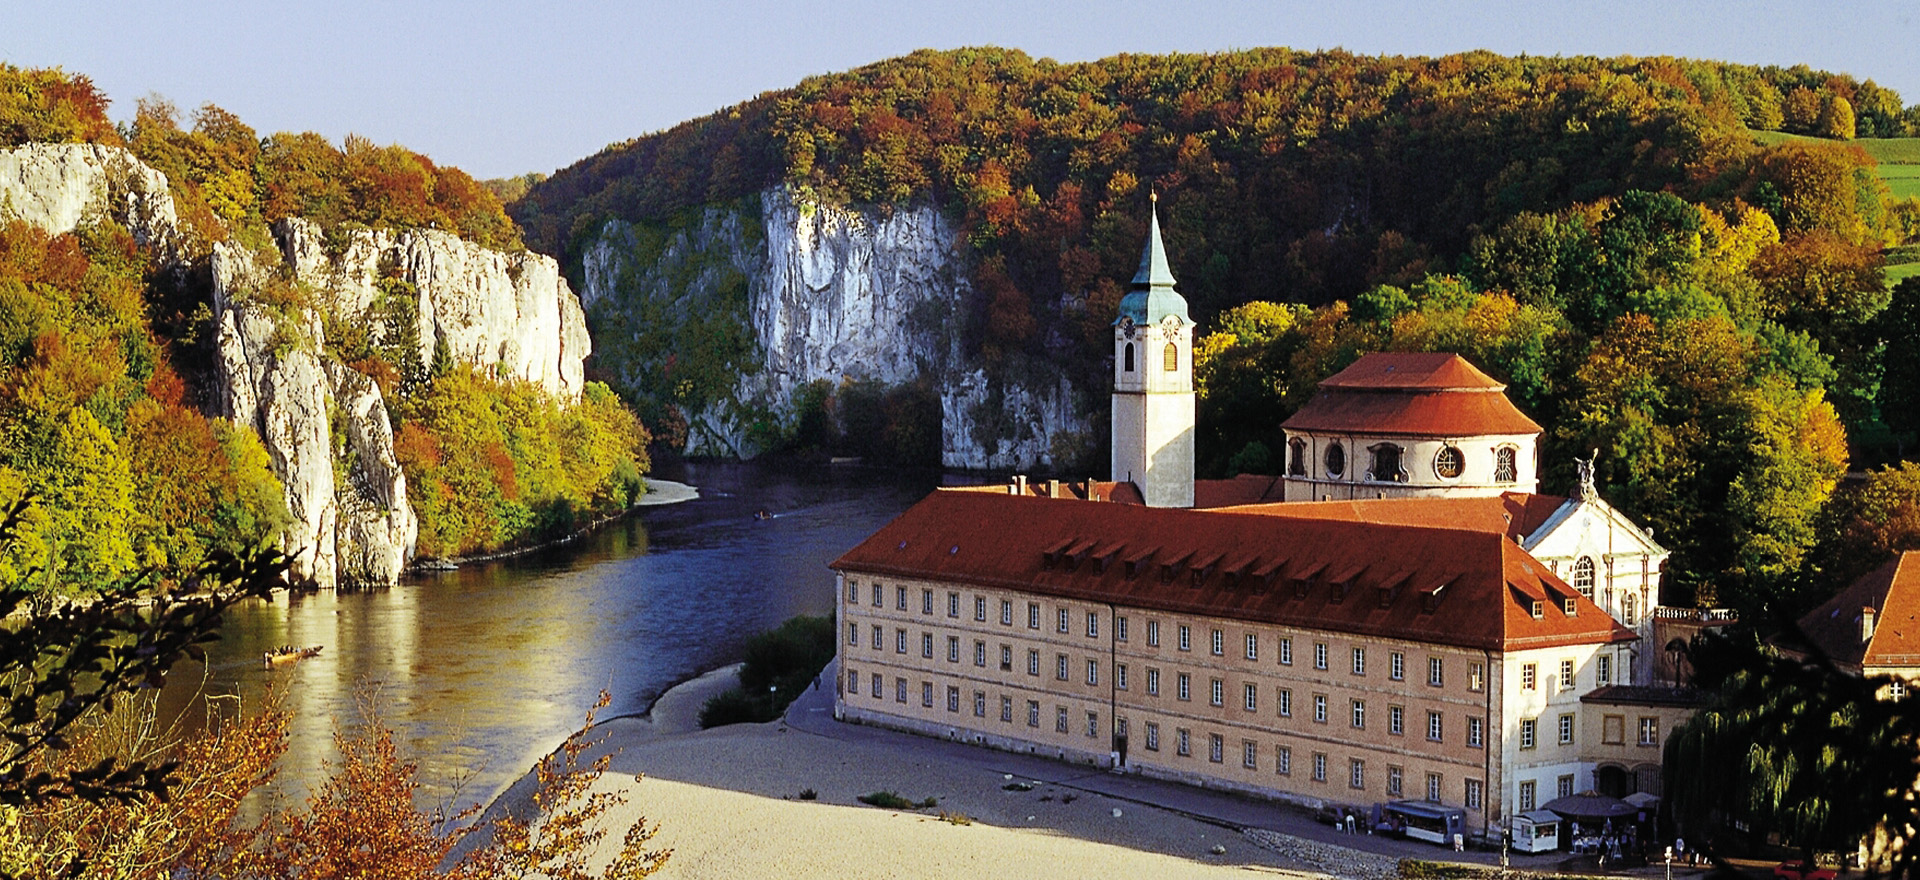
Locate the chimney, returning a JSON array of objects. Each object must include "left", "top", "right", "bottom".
[{"left": 1864, "top": 606, "right": 1879, "bottom": 643}]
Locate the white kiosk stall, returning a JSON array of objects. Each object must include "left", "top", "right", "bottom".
[{"left": 1512, "top": 810, "right": 1563, "bottom": 853}]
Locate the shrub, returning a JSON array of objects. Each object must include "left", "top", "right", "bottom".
[{"left": 856, "top": 791, "right": 937, "bottom": 810}]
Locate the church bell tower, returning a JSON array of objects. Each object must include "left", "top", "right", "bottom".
[{"left": 1111, "top": 195, "right": 1195, "bottom": 508}]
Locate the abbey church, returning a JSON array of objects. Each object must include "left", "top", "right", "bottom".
[{"left": 833, "top": 202, "right": 1693, "bottom": 843}]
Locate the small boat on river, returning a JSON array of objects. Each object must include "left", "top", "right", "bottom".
[{"left": 263, "top": 645, "right": 323, "bottom": 666}]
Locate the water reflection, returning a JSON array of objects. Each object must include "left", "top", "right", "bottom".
[{"left": 162, "top": 460, "right": 931, "bottom": 810}]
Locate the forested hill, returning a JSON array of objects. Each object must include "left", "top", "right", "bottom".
[{"left": 513, "top": 46, "right": 1911, "bottom": 313}]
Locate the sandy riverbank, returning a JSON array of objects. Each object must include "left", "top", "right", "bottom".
[{"left": 473, "top": 666, "right": 1326, "bottom": 879}]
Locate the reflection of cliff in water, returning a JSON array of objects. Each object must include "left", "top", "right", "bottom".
[{"left": 157, "top": 459, "right": 932, "bottom": 812}]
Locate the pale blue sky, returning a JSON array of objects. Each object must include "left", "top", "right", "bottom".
[{"left": 7, "top": 1, "right": 1916, "bottom": 180}]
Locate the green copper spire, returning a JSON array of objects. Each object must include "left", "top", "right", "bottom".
[{"left": 1117, "top": 192, "right": 1190, "bottom": 325}]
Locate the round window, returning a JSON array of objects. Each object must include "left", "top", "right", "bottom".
[
  {"left": 1324, "top": 443, "right": 1345, "bottom": 477},
  {"left": 1435, "top": 446, "right": 1464, "bottom": 479}
]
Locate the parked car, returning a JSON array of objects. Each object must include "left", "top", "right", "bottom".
[{"left": 1775, "top": 860, "right": 1838, "bottom": 880}]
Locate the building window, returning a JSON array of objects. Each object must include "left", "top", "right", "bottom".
[
  {"left": 1603, "top": 714, "right": 1626, "bottom": 744},
  {"left": 1210, "top": 629, "right": 1224, "bottom": 656},
  {"left": 1425, "top": 773, "right": 1442, "bottom": 803},
  {"left": 1560, "top": 659, "right": 1575, "bottom": 689},
  {"left": 1278, "top": 688, "right": 1292, "bottom": 717},
  {"left": 1087, "top": 611, "right": 1099, "bottom": 638},
  {"left": 1027, "top": 700, "right": 1040, "bottom": 727},
  {"left": 1056, "top": 706, "right": 1069, "bottom": 733},
  {"left": 1000, "top": 599, "right": 1013, "bottom": 625},
  {"left": 1179, "top": 625, "right": 1192, "bottom": 652},
  {"left": 1208, "top": 733, "right": 1224, "bottom": 763},
  {"left": 1027, "top": 649, "right": 1040, "bottom": 676},
  {"left": 846, "top": 668, "right": 858, "bottom": 693},
  {"left": 1001, "top": 696, "right": 1014, "bottom": 722},
  {"left": 1519, "top": 780, "right": 1537, "bottom": 811},
  {"left": 846, "top": 579, "right": 858, "bottom": 603},
  {"left": 947, "top": 592, "right": 959, "bottom": 617},
  {"left": 1145, "top": 722, "right": 1160, "bottom": 751},
  {"left": 1558, "top": 774, "right": 1574, "bottom": 799},
  {"left": 1895, "top": 680, "right": 1911, "bottom": 700},
  {"left": 1435, "top": 445, "right": 1464, "bottom": 479},
  {"left": 1623, "top": 592, "right": 1639, "bottom": 626},
  {"left": 1326, "top": 443, "right": 1346, "bottom": 477},
  {"left": 1639, "top": 717, "right": 1659, "bottom": 745},
  {"left": 1465, "top": 779, "right": 1483, "bottom": 810},
  {"left": 1388, "top": 766, "right": 1404, "bottom": 796},
  {"left": 871, "top": 674, "right": 881, "bottom": 698},
  {"left": 1088, "top": 712, "right": 1100, "bottom": 738},
  {"left": 1522, "top": 663, "right": 1537, "bottom": 690},
  {"left": 1427, "top": 657, "right": 1444, "bottom": 687},
  {"left": 975, "top": 596, "right": 987, "bottom": 621},
  {"left": 1426, "top": 711, "right": 1443, "bottom": 741},
  {"left": 1124, "top": 342, "right": 1135, "bottom": 372},
  {"left": 870, "top": 625, "right": 882, "bottom": 650},
  {"left": 1177, "top": 728, "right": 1191, "bottom": 757},
  {"left": 1494, "top": 446, "right": 1518, "bottom": 483},
  {"left": 1057, "top": 654, "right": 1069, "bottom": 681},
  {"left": 1530, "top": 599, "right": 1544, "bottom": 619},
  {"left": 1597, "top": 655, "right": 1612, "bottom": 686},
  {"left": 1312, "top": 753, "right": 1327, "bottom": 782},
  {"left": 923, "top": 589, "right": 934, "bottom": 614},
  {"left": 1277, "top": 745, "right": 1292, "bottom": 775},
  {"left": 1245, "top": 633, "right": 1259, "bottom": 660},
  {"left": 1279, "top": 638, "right": 1293, "bottom": 665},
  {"left": 1390, "top": 652, "right": 1404, "bottom": 681},
  {"left": 973, "top": 641, "right": 986, "bottom": 667},
  {"left": 1314, "top": 642, "right": 1328, "bottom": 670},
  {"left": 896, "top": 678, "right": 907, "bottom": 703},
  {"left": 1289, "top": 438, "right": 1308, "bottom": 476},
  {"left": 947, "top": 686, "right": 960, "bottom": 713},
  {"left": 947, "top": 636, "right": 960, "bottom": 663},
  {"left": 1178, "top": 673, "right": 1192, "bottom": 702},
  {"left": 1389, "top": 705, "right": 1404, "bottom": 735},
  {"left": 1352, "top": 647, "right": 1366, "bottom": 675},
  {"left": 1468, "top": 662, "right": 1484, "bottom": 691},
  {"left": 1350, "top": 759, "right": 1366, "bottom": 789},
  {"left": 1001, "top": 645, "right": 1013, "bottom": 671},
  {"left": 1210, "top": 678, "right": 1224, "bottom": 707},
  {"left": 1116, "top": 717, "right": 1128, "bottom": 740},
  {"left": 897, "top": 585, "right": 907, "bottom": 610},
  {"left": 1058, "top": 608, "right": 1070, "bottom": 633},
  {"left": 1116, "top": 616, "right": 1129, "bottom": 641},
  {"left": 1351, "top": 700, "right": 1366, "bottom": 729},
  {"left": 1573, "top": 556, "right": 1596, "bottom": 600},
  {"left": 1520, "top": 719, "right": 1537, "bottom": 749},
  {"left": 1147, "top": 620, "right": 1160, "bottom": 647},
  {"left": 1028, "top": 602, "right": 1040, "bottom": 629},
  {"left": 1147, "top": 668, "right": 1161, "bottom": 696},
  {"left": 1468, "top": 716, "right": 1484, "bottom": 748},
  {"left": 918, "top": 629, "right": 933, "bottom": 657},
  {"left": 1313, "top": 694, "right": 1327, "bottom": 723},
  {"left": 974, "top": 691, "right": 986, "bottom": 717},
  {"left": 896, "top": 629, "right": 907, "bottom": 654},
  {"left": 1164, "top": 342, "right": 1179, "bottom": 372},
  {"left": 1368, "top": 442, "right": 1404, "bottom": 482},
  {"left": 1117, "top": 664, "right": 1129, "bottom": 690},
  {"left": 1244, "top": 740, "right": 1259, "bottom": 769},
  {"left": 872, "top": 584, "right": 883, "bottom": 607},
  {"left": 1245, "top": 683, "right": 1259, "bottom": 712},
  {"left": 847, "top": 622, "right": 858, "bottom": 645},
  {"left": 1087, "top": 659, "right": 1099, "bottom": 686},
  {"left": 1564, "top": 596, "right": 1578, "bottom": 616}
]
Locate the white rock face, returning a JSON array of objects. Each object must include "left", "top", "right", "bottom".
[
  {"left": 582, "top": 186, "right": 1089, "bottom": 470},
  {"left": 0, "top": 143, "right": 179, "bottom": 252}
]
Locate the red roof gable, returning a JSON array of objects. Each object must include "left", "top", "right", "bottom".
[
  {"left": 1281, "top": 353, "right": 1544, "bottom": 437},
  {"left": 1795, "top": 552, "right": 1920, "bottom": 670},
  {"left": 833, "top": 490, "right": 1634, "bottom": 653}
]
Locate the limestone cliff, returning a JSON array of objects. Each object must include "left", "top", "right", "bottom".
[
  {"left": 580, "top": 187, "right": 1090, "bottom": 470},
  {"left": 0, "top": 142, "right": 179, "bottom": 252}
]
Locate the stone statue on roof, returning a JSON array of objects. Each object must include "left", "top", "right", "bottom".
[{"left": 1574, "top": 450, "right": 1598, "bottom": 501}]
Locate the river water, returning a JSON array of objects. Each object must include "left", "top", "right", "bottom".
[{"left": 162, "top": 460, "right": 931, "bottom": 813}]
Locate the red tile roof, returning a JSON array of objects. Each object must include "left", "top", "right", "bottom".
[
  {"left": 1794, "top": 552, "right": 1920, "bottom": 670},
  {"left": 1281, "top": 353, "right": 1544, "bottom": 437},
  {"left": 833, "top": 490, "right": 1635, "bottom": 653},
  {"left": 1216, "top": 494, "right": 1569, "bottom": 542}
]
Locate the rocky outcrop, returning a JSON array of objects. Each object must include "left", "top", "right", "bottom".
[
  {"left": 581, "top": 187, "right": 1089, "bottom": 469},
  {"left": 0, "top": 143, "right": 179, "bottom": 253}
]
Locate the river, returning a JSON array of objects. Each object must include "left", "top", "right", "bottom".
[{"left": 160, "top": 460, "right": 932, "bottom": 813}]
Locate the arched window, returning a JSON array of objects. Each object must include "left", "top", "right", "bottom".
[
  {"left": 1573, "top": 556, "right": 1595, "bottom": 600},
  {"left": 1494, "top": 446, "right": 1518, "bottom": 483},
  {"left": 1324, "top": 443, "right": 1345, "bottom": 477},
  {"left": 1368, "top": 443, "right": 1405, "bottom": 482},
  {"left": 1123, "top": 343, "right": 1135, "bottom": 372},
  {"left": 1434, "top": 445, "right": 1464, "bottom": 479},
  {"left": 1622, "top": 591, "right": 1638, "bottom": 626},
  {"left": 1288, "top": 438, "right": 1308, "bottom": 477},
  {"left": 1163, "top": 342, "right": 1178, "bottom": 372}
]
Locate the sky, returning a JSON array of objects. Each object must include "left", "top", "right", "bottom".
[{"left": 7, "top": 0, "right": 1918, "bottom": 181}]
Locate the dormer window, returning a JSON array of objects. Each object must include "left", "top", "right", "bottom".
[
  {"left": 1288, "top": 438, "right": 1307, "bottom": 477},
  {"left": 1434, "top": 445, "right": 1463, "bottom": 479},
  {"left": 1325, "top": 443, "right": 1345, "bottom": 477},
  {"left": 1529, "top": 599, "right": 1544, "bottom": 619},
  {"left": 1563, "top": 597, "right": 1578, "bottom": 615},
  {"left": 1163, "top": 342, "right": 1178, "bottom": 372}
]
